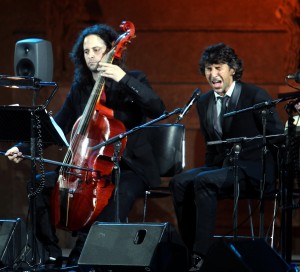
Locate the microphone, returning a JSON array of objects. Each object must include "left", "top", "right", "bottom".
[
  {"left": 286, "top": 71, "right": 300, "bottom": 83},
  {"left": 176, "top": 88, "right": 201, "bottom": 123}
]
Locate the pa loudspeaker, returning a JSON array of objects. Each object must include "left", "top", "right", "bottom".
[
  {"left": 14, "top": 38, "right": 53, "bottom": 81},
  {"left": 201, "top": 238, "right": 291, "bottom": 272},
  {"left": 0, "top": 218, "right": 26, "bottom": 269},
  {"left": 78, "top": 222, "right": 188, "bottom": 272}
]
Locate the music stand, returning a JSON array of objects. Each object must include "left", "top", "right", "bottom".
[
  {"left": 0, "top": 105, "right": 67, "bottom": 269},
  {"left": 0, "top": 105, "right": 67, "bottom": 146}
]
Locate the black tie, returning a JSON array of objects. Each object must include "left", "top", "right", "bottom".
[{"left": 215, "top": 95, "right": 229, "bottom": 137}]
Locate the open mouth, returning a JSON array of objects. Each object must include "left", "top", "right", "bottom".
[{"left": 211, "top": 78, "right": 222, "bottom": 88}]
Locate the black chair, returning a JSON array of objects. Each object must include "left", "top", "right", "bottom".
[{"left": 141, "top": 124, "right": 186, "bottom": 222}]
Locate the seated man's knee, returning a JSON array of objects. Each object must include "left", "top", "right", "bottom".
[{"left": 194, "top": 172, "right": 215, "bottom": 192}]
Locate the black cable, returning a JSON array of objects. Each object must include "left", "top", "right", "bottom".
[{"left": 28, "top": 109, "right": 46, "bottom": 198}]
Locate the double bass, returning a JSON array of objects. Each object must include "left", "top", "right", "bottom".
[{"left": 51, "top": 21, "right": 135, "bottom": 232}]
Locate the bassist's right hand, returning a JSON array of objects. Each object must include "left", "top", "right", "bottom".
[{"left": 5, "top": 147, "right": 23, "bottom": 163}]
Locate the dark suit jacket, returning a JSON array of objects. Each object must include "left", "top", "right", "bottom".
[{"left": 196, "top": 82, "right": 284, "bottom": 188}]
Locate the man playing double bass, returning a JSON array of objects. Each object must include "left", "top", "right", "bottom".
[{"left": 6, "top": 23, "right": 166, "bottom": 267}]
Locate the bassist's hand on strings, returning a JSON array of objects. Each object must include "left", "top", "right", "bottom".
[
  {"left": 5, "top": 146, "right": 23, "bottom": 163},
  {"left": 97, "top": 63, "right": 126, "bottom": 82}
]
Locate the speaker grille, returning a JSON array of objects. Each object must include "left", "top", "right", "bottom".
[
  {"left": 14, "top": 38, "right": 53, "bottom": 81},
  {"left": 16, "top": 59, "right": 35, "bottom": 77}
]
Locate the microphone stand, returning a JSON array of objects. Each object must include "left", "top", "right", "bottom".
[
  {"left": 225, "top": 107, "right": 268, "bottom": 238},
  {"left": 259, "top": 108, "right": 267, "bottom": 238},
  {"left": 91, "top": 87, "right": 200, "bottom": 223},
  {"left": 27, "top": 81, "right": 58, "bottom": 268},
  {"left": 112, "top": 141, "right": 122, "bottom": 223},
  {"left": 224, "top": 96, "right": 296, "bottom": 263},
  {"left": 207, "top": 134, "right": 282, "bottom": 240},
  {"left": 224, "top": 98, "right": 285, "bottom": 118},
  {"left": 91, "top": 108, "right": 183, "bottom": 152},
  {"left": 226, "top": 106, "right": 270, "bottom": 239},
  {"left": 28, "top": 89, "right": 39, "bottom": 267},
  {"left": 0, "top": 77, "right": 59, "bottom": 269},
  {"left": 280, "top": 101, "right": 297, "bottom": 263},
  {"left": 91, "top": 108, "right": 183, "bottom": 222},
  {"left": 232, "top": 142, "right": 241, "bottom": 239}
]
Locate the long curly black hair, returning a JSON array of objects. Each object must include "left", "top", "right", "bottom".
[
  {"left": 70, "top": 24, "right": 125, "bottom": 89},
  {"left": 199, "top": 43, "right": 243, "bottom": 82}
]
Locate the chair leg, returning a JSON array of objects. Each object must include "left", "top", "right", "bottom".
[
  {"left": 270, "top": 195, "right": 278, "bottom": 248},
  {"left": 143, "top": 191, "right": 150, "bottom": 222},
  {"left": 247, "top": 199, "right": 255, "bottom": 239},
  {"left": 259, "top": 198, "right": 265, "bottom": 238}
]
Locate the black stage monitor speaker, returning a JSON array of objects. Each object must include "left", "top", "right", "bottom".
[
  {"left": 14, "top": 38, "right": 53, "bottom": 82},
  {"left": 0, "top": 218, "right": 26, "bottom": 269},
  {"left": 78, "top": 222, "right": 188, "bottom": 272},
  {"left": 201, "top": 238, "right": 292, "bottom": 272}
]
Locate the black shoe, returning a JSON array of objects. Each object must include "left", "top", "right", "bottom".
[
  {"left": 66, "top": 250, "right": 80, "bottom": 267},
  {"left": 188, "top": 254, "right": 204, "bottom": 272},
  {"left": 44, "top": 256, "right": 63, "bottom": 269}
]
